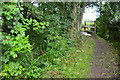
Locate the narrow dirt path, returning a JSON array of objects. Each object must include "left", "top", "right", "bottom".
[{"left": 91, "top": 37, "right": 119, "bottom": 78}]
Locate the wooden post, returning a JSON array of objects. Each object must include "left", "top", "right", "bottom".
[
  {"left": 85, "top": 21, "right": 86, "bottom": 26},
  {"left": 94, "top": 21, "right": 96, "bottom": 36},
  {"left": 84, "top": 21, "right": 86, "bottom": 31}
]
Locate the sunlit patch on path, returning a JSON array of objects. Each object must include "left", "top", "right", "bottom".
[{"left": 81, "top": 32, "right": 92, "bottom": 36}]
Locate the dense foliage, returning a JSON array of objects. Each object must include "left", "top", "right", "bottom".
[
  {"left": 96, "top": 2, "right": 120, "bottom": 41},
  {"left": 1, "top": 2, "right": 86, "bottom": 78}
]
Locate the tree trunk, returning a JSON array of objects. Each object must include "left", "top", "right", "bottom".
[
  {"left": 78, "top": 2, "right": 86, "bottom": 32},
  {"left": 73, "top": 2, "right": 77, "bottom": 28}
]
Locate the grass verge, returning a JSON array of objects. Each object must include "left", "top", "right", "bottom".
[{"left": 40, "top": 36, "right": 95, "bottom": 78}]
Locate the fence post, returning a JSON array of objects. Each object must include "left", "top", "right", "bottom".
[
  {"left": 84, "top": 21, "right": 86, "bottom": 31},
  {"left": 94, "top": 21, "right": 96, "bottom": 36}
]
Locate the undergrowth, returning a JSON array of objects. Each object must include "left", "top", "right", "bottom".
[
  {"left": 40, "top": 36, "right": 95, "bottom": 78},
  {"left": 1, "top": 2, "right": 95, "bottom": 79}
]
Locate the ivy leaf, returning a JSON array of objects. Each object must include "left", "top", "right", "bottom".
[
  {"left": 11, "top": 30, "right": 14, "bottom": 33},
  {"left": 19, "top": 14, "right": 23, "bottom": 18},
  {"left": 40, "top": 22, "right": 43, "bottom": 25},
  {"left": 0, "top": 56, "right": 9, "bottom": 63},
  {"left": 20, "top": 7, "right": 24, "bottom": 10},
  {"left": 33, "top": 27, "right": 38, "bottom": 30},
  {"left": 42, "top": 26, "right": 45, "bottom": 29},
  {"left": 38, "top": 26, "right": 41, "bottom": 28},
  {"left": 12, "top": 54, "right": 17, "bottom": 58},
  {"left": 6, "top": 17, "right": 10, "bottom": 20}
]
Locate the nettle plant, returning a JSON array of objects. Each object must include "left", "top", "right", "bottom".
[{"left": 1, "top": 3, "right": 49, "bottom": 77}]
